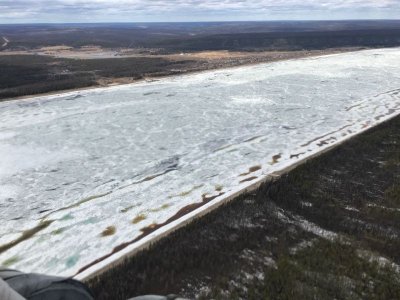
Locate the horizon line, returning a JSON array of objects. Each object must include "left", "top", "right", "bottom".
[{"left": 1, "top": 18, "right": 400, "bottom": 26}]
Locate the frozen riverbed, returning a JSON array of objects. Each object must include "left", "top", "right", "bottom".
[{"left": 1, "top": 48, "right": 400, "bottom": 277}]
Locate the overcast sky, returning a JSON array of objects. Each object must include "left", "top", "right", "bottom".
[{"left": 1, "top": 0, "right": 399, "bottom": 24}]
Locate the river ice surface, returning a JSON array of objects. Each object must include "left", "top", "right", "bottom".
[{"left": 1, "top": 48, "right": 400, "bottom": 277}]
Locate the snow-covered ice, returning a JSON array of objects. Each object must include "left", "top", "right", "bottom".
[{"left": 0, "top": 48, "right": 400, "bottom": 277}]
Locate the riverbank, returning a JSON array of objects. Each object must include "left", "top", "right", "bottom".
[
  {"left": 0, "top": 47, "right": 362, "bottom": 102},
  {"left": 87, "top": 114, "right": 400, "bottom": 299}
]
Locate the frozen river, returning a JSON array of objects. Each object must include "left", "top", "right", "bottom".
[{"left": 1, "top": 48, "right": 400, "bottom": 277}]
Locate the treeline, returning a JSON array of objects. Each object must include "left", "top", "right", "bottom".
[
  {"left": 0, "top": 55, "right": 199, "bottom": 100},
  {"left": 66, "top": 57, "right": 197, "bottom": 78},
  {"left": 0, "top": 76, "right": 95, "bottom": 99},
  {"left": 0, "top": 55, "right": 94, "bottom": 99},
  {"left": 159, "top": 29, "right": 400, "bottom": 52}
]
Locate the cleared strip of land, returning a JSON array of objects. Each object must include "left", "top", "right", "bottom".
[{"left": 1, "top": 37, "right": 9, "bottom": 47}]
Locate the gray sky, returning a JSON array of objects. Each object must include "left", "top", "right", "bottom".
[{"left": 1, "top": 0, "right": 399, "bottom": 24}]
